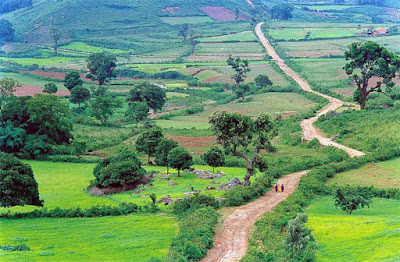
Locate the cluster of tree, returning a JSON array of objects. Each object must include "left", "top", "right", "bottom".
[
  {"left": 209, "top": 111, "right": 276, "bottom": 186},
  {"left": 0, "top": 0, "right": 32, "bottom": 14},
  {"left": 86, "top": 53, "right": 117, "bottom": 86},
  {"left": 0, "top": 19, "right": 14, "bottom": 42},
  {"left": 271, "top": 3, "right": 293, "bottom": 21},
  {"left": 179, "top": 24, "right": 198, "bottom": 54},
  {"left": 135, "top": 127, "right": 193, "bottom": 176},
  {"left": 356, "top": 0, "right": 385, "bottom": 6},
  {"left": 344, "top": 41, "right": 400, "bottom": 109},
  {"left": 93, "top": 149, "right": 146, "bottom": 188},
  {"left": 334, "top": 185, "right": 373, "bottom": 215},
  {"left": 0, "top": 152, "right": 42, "bottom": 207},
  {"left": 0, "top": 92, "right": 73, "bottom": 158},
  {"left": 227, "top": 55, "right": 273, "bottom": 99}
]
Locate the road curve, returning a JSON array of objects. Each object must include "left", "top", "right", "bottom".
[
  {"left": 255, "top": 22, "right": 364, "bottom": 158},
  {"left": 200, "top": 171, "right": 308, "bottom": 262}
]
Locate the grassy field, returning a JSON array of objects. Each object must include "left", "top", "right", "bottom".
[
  {"left": 198, "top": 31, "right": 256, "bottom": 42},
  {"left": 60, "top": 42, "right": 127, "bottom": 54},
  {"left": 160, "top": 16, "right": 214, "bottom": 25},
  {"left": 307, "top": 197, "right": 400, "bottom": 261},
  {"left": 0, "top": 214, "right": 176, "bottom": 262},
  {"left": 268, "top": 28, "right": 364, "bottom": 41},
  {"left": 327, "top": 158, "right": 400, "bottom": 188},
  {"left": 0, "top": 161, "right": 249, "bottom": 214}
]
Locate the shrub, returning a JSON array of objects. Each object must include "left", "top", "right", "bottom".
[{"left": 173, "top": 194, "right": 220, "bottom": 216}]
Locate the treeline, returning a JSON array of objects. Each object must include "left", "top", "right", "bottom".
[{"left": 0, "top": 0, "right": 32, "bottom": 14}]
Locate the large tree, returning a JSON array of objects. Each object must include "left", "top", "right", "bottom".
[
  {"left": 0, "top": 120, "right": 26, "bottom": 153},
  {"left": 334, "top": 185, "right": 373, "bottom": 215},
  {"left": 135, "top": 127, "right": 164, "bottom": 164},
  {"left": 89, "top": 94, "right": 121, "bottom": 125},
  {"left": 270, "top": 3, "right": 293, "bottom": 20},
  {"left": 227, "top": 55, "right": 250, "bottom": 93},
  {"left": 126, "top": 82, "right": 166, "bottom": 112},
  {"left": 209, "top": 111, "right": 276, "bottom": 186},
  {"left": 202, "top": 146, "right": 225, "bottom": 173},
  {"left": 344, "top": 41, "right": 400, "bottom": 109},
  {"left": 0, "top": 19, "right": 14, "bottom": 41},
  {"left": 255, "top": 74, "right": 273, "bottom": 88},
  {"left": 93, "top": 149, "right": 145, "bottom": 188},
  {"left": 155, "top": 138, "right": 179, "bottom": 175},
  {"left": 27, "top": 94, "right": 72, "bottom": 145},
  {"left": 64, "top": 71, "right": 83, "bottom": 91},
  {"left": 69, "top": 85, "right": 90, "bottom": 109},
  {"left": 0, "top": 78, "right": 20, "bottom": 109},
  {"left": 125, "top": 101, "right": 149, "bottom": 127},
  {"left": 43, "top": 83, "right": 58, "bottom": 94},
  {"left": 168, "top": 147, "right": 193, "bottom": 177},
  {"left": 0, "top": 152, "right": 43, "bottom": 207},
  {"left": 86, "top": 52, "right": 117, "bottom": 86}
]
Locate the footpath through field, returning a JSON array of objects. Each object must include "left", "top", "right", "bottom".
[
  {"left": 201, "top": 23, "right": 366, "bottom": 262},
  {"left": 255, "top": 22, "right": 364, "bottom": 158},
  {"left": 201, "top": 171, "right": 307, "bottom": 262}
]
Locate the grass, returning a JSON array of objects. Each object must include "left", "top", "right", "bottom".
[
  {"left": 0, "top": 57, "right": 83, "bottom": 67},
  {"left": 198, "top": 31, "right": 257, "bottom": 42},
  {"left": 0, "top": 161, "right": 248, "bottom": 213},
  {"left": 160, "top": 16, "right": 214, "bottom": 25},
  {"left": 0, "top": 214, "right": 176, "bottom": 262},
  {"left": 268, "top": 28, "right": 363, "bottom": 41},
  {"left": 307, "top": 197, "right": 400, "bottom": 262},
  {"left": 327, "top": 158, "right": 400, "bottom": 188},
  {"left": 60, "top": 42, "right": 127, "bottom": 54}
]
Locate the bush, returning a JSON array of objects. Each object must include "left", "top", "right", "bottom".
[
  {"left": 0, "top": 244, "right": 31, "bottom": 252},
  {"left": 173, "top": 194, "right": 220, "bottom": 216}
]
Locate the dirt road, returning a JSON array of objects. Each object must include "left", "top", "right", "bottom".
[
  {"left": 255, "top": 22, "right": 364, "bottom": 158},
  {"left": 200, "top": 171, "right": 307, "bottom": 262}
]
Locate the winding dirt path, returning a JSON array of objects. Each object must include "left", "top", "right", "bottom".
[
  {"left": 201, "top": 171, "right": 307, "bottom": 262},
  {"left": 255, "top": 22, "right": 364, "bottom": 158},
  {"left": 201, "top": 23, "right": 366, "bottom": 262}
]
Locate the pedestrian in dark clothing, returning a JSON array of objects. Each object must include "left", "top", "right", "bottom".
[
  {"left": 281, "top": 184, "right": 285, "bottom": 192},
  {"left": 274, "top": 184, "right": 278, "bottom": 192}
]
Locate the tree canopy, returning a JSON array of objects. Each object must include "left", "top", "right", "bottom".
[
  {"left": 0, "top": 19, "right": 14, "bottom": 41},
  {"left": 69, "top": 85, "right": 90, "bottom": 109},
  {"left": 0, "top": 78, "right": 20, "bottom": 109},
  {"left": 135, "top": 127, "right": 164, "bottom": 164},
  {"left": 86, "top": 52, "right": 117, "bottom": 86},
  {"left": 255, "top": 74, "right": 273, "bottom": 88},
  {"left": 126, "top": 82, "right": 166, "bottom": 111},
  {"left": 0, "top": 152, "right": 42, "bottom": 207},
  {"left": 344, "top": 41, "right": 400, "bottom": 109},
  {"left": 227, "top": 55, "right": 250, "bottom": 92},
  {"left": 209, "top": 111, "right": 276, "bottom": 185},
  {"left": 334, "top": 185, "right": 373, "bottom": 215},
  {"left": 64, "top": 71, "right": 83, "bottom": 91},
  {"left": 125, "top": 101, "right": 149, "bottom": 127},
  {"left": 155, "top": 138, "right": 178, "bottom": 174},
  {"left": 271, "top": 3, "right": 293, "bottom": 20},
  {"left": 202, "top": 147, "right": 225, "bottom": 173},
  {"left": 43, "top": 83, "right": 58, "bottom": 94},
  {"left": 89, "top": 88, "right": 121, "bottom": 125},
  {"left": 93, "top": 150, "right": 145, "bottom": 188},
  {"left": 168, "top": 147, "right": 193, "bottom": 177}
]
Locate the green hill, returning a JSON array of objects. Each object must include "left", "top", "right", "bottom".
[{"left": 0, "top": 0, "right": 259, "bottom": 51}]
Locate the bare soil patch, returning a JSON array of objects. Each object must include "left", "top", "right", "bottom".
[
  {"left": 89, "top": 175, "right": 152, "bottom": 196},
  {"left": 200, "top": 6, "right": 250, "bottom": 21},
  {"left": 160, "top": 6, "right": 181, "bottom": 14},
  {"left": 22, "top": 70, "right": 92, "bottom": 81},
  {"left": 165, "top": 135, "right": 216, "bottom": 148},
  {"left": 14, "top": 85, "right": 70, "bottom": 97}
]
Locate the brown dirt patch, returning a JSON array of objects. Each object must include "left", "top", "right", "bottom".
[
  {"left": 89, "top": 175, "right": 152, "bottom": 196},
  {"left": 14, "top": 85, "right": 70, "bottom": 97},
  {"left": 199, "top": 6, "right": 250, "bottom": 21},
  {"left": 22, "top": 70, "right": 92, "bottom": 81},
  {"left": 331, "top": 87, "right": 356, "bottom": 97},
  {"left": 204, "top": 75, "right": 233, "bottom": 84},
  {"left": 165, "top": 135, "right": 216, "bottom": 148},
  {"left": 160, "top": 6, "right": 181, "bottom": 14}
]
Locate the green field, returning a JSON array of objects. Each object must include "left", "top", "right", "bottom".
[
  {"left": 268, "top": 28, "right": 363, "bottom": 41},
  {"left": 0, "top": 214, "right": 176, "bottom": 262},
  {"left": 198, "top": 31, "right": 256, "bottom": 42},
  {"left": 307, "top": 197, "right": 400, "bottom": 261},
  {"left": 327, "top": 158, "right": 400, "bottom": 188},
  {"left": 60, "top": 42, "right": 127, "bottom": 54},
  {"left": 160, "top": 16, "right": 214, "bottom": 25},
  {"left": 0, "top": 161, "right": 249, "bottom": 214}
]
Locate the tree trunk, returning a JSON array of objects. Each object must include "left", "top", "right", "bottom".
[
  {"left": 147, "top": 153, "right": 151, "bottom": 165},
  {"left": 167, "top": 165, "right": 169, "bottom": 175},
  {"left": 178, "top": 169, "right": 181, "bottom": 177},
  {"left": 136, "top": 120, "right": 139, "bottom": 128},
  {"left": 243, "top": 165, "right": 253, "bottom": 186},
  {"left": 360, "top": 95, "right": 367, "bottom": 110}
]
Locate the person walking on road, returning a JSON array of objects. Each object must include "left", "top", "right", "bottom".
[
  {"left": 275, "top": 184, "right": 278, "bottom": 192},
  {"left": 281, "top": 184, "right": 285, "bottom": 192}
]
